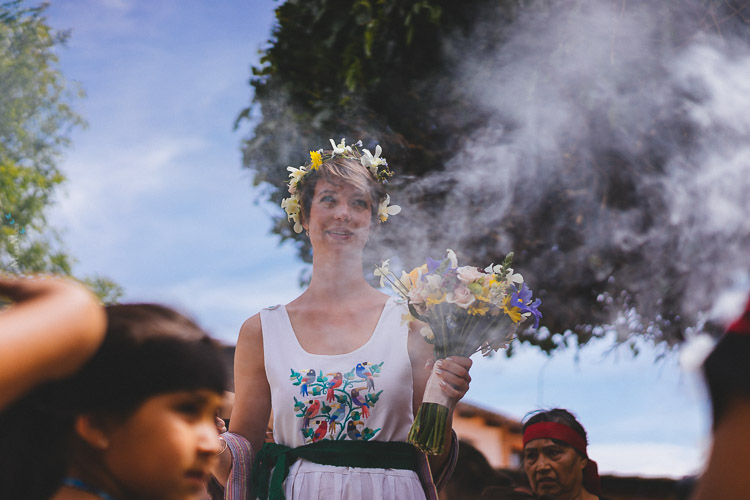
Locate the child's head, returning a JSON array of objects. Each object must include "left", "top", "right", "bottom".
[{"left": 59, "top": 303, "right": 228, "bottom": 499}]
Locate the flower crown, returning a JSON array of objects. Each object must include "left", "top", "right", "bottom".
[{"left": 281, "top": 138, "right": 402, "bottom": 233}]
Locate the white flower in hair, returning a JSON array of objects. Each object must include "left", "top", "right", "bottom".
[
  {"left": 286, "top": 166, "right": 307, "bottom": 194},
  {"left": 378, "top": 194, "right": 401, "bottom": 222},
  {"left": 361, "top": 145, "right": 387, "bottom": 176},
  {"left": 281, "top": 197, "right": 303, "bottom": 233},
  {"left": 330, "top": 138, "right": 352, "bottom": 156}
]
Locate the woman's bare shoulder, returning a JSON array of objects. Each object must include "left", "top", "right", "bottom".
[{"left": 237, "top": 312, "right": 262, "bottom": 348}]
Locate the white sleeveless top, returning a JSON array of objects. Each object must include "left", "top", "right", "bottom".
[{"left": 260, "top": 296, "right": 426, "bottom": 499}]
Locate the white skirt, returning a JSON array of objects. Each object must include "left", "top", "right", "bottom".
[{"left": 283, "top": 459, "right": 426, "bottom": 500}]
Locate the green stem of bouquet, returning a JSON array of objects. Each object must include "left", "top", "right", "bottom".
[{"left": 407, "top": 402, "right": 449, "bottom": 455}]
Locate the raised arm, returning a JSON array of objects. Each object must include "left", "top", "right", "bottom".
[
  {"left": 212, "top": 313, "right": 272, "bottom": 487},
  {"left": 0, "top": 276, "right": 106, "bottom": 411}
]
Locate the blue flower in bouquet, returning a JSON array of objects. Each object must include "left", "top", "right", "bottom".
[
  {"left": 426, "top": 257, "right": 443, "bottom": 274},
  {"left": 510, "top": 284, "right": 542, "bottom": 328},
  {"left": 426, "top": 249, "right": 457, "bottom": 275}
]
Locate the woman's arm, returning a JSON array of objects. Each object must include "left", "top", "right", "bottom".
[
  {"left": 212, "top": 313, "right": 272, "bottom": 487},
  {"left": 0, "top": 276, "right": 106, "bottom": 411},
  {"left": 408, "top": 322, "right": 472, "bottom": 476}
]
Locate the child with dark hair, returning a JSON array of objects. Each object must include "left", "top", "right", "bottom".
[{"left": 0, "top": 303, "right": 228, "bottom": 500}]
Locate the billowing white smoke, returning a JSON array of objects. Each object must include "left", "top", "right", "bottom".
[{"left": 373, "top": 0, "right": 750, "bottom": 345}]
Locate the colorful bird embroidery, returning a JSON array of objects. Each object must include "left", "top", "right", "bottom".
[
  {"left": 291, "top": 361, "right": 384, "bottom": 440},
  {"left": 312, "top": 420, "right": 328, "bottom": 442},
  {"left": 302, "top": 399, "right": 321, "bottom": 428},
  {"left": 346, "top": 420, "right": 363, "bottom": 440},
  {"left": 300, "top": 369, "right": 316, "bottom": 396},
  {"left": 328, "top": 403, "right": 346, "bottom": 434},
  {"left": 355, "top": 362, "right": 375, "bottom": 392},
  {"left": 350, "top": 387, "right": 370, "bottom": 418},
  {"left": 325, "top": 372, "right": 343, "bottom": 402}
]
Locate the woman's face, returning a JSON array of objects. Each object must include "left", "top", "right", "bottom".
[
  {"left": 101, "top": 389, "right": 224, "bottom": 500},
  {"left": 523, "top": 438, "right": 587, "bottom": 500},
  {"left": 305, "top": 179, "right": 373, "bottom": 251}
]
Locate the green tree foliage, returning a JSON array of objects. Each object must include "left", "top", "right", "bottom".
[
  {"left": 0, "top": 1, "right": 122, "bottom": 303},
  {"left": 238, "top": 0, "right": 750, "bottom": 353}
]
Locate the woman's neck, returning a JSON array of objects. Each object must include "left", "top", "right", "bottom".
[{"left": 307, "top": 252, "right": 372, "bottom": 297}]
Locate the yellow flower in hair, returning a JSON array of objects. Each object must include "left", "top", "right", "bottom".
[{"left": 310, "top": 150, "right": 322, "bottom": 169}]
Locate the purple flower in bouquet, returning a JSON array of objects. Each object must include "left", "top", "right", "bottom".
[{"left": 510, "top": 284, "right": 543, "bottom": 328}]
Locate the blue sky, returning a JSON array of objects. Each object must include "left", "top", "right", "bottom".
[{"left": 44, "top": 0, "right": 715, "bottom": 478}]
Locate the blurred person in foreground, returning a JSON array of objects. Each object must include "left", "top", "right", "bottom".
[
  {"left": 0, "top": 303, "right": 228, "bottom": 500},
  {"left": 517, "top": 409, "right": 611, "bottom": 500},
  {"left": 691, "top": 294, "right": 750, "bottom": 499},
  {"left": 0, "top": 275, "right": 106, "bottom": 411}
]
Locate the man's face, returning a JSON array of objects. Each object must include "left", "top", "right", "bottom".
[{"left": 523, "top": 438, "right": 587, "bottom": 499}]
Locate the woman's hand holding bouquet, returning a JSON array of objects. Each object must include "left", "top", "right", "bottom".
[{"left": 375, "top": 249, "right": 541, "bottom": 454}]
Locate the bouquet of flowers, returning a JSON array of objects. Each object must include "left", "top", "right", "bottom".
[{"left": 375, "top": 249, "right": 541, "bottom": 455}]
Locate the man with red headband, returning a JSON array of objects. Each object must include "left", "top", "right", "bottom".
[
  {"left": 521, "top": 409, "right": 611, "bottom": 500},
  {"left": 692, "top": 294, "right": 750, "bottom": 500}
]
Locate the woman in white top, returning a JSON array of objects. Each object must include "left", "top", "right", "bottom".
[{"left": 212, "top": 139, "right": 472, "bottom": 500}]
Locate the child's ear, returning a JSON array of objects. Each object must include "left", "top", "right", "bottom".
[{"left": 74, "top": 414, "right": 110, "bottom": 450}]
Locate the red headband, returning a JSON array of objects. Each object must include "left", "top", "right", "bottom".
[
  {"left": 523, "top": 421, "right": 588, "bottom": 457},
  {"left": 523, "top": 421, "right": 601, "bottom": 495},
  {"left": 727, "top": 295, "right": 750, "bottom": 335}
]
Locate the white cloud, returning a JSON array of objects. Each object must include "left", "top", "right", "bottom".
[
  {"left": 98, "top": 0, "right": 136, "bottom": 12},
  {"left": 590, "top": 442, "right": 707, "bottom": 478},
  {"left": 52, "top": 134, "right": 208, "bottom": 232},
  {"left": 134, "top": 267, "right": 307, "bottom": 344}
]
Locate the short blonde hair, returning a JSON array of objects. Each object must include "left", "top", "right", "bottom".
[{"left": 298, "top": 151, "right": 387, "bottom": 225}]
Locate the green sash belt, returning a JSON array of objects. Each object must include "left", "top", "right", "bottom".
[{"left": 251, "top": 440, "right": 420, "bottom": 500}]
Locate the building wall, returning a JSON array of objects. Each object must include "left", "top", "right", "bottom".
[{"left": 452, "top": 412, "right": 524, "bottom": 468}]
